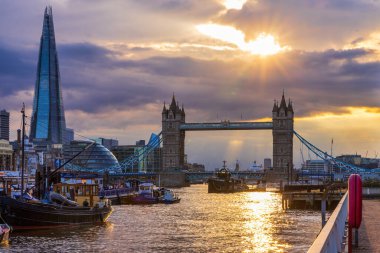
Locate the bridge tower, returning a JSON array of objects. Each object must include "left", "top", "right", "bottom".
[
  {"left": 271, "top": 93, "right": 294, "bottom": 181},
  {"left": 162, "top": 95, "right": 185, "bottom": 171}
]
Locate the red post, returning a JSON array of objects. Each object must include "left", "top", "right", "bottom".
[
  {"left": 348, "top": 225, "right": 352, "bottom": 253},
  {"left": 348, "top": 174, "right": 362, "bottom": 250}
]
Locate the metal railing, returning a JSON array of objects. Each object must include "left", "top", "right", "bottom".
[{"left": 307, "top": 192, "right": 348, "bottom": 253}]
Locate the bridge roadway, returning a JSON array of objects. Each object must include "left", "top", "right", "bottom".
[{"left": 179, "top": 121, "right": 273, "bottom": 131}]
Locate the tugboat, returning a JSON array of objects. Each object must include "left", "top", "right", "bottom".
[
  {"left": 0, "top": 106, "right": 113, "bottom": 230},
  {"left": 208, "top": 161, "right": 249, "bottom": 193}
]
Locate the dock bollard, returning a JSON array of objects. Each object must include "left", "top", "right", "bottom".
[
  {"left": 321, "top": 197, "right": 326, "bottom": 228},
  {"left": 348, "top": 174, "right": 362, "bottom": 253}
]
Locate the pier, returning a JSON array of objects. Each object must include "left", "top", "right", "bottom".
[
  {"left": 307, "top": 187, "right": 380, "bottom": 252},
  {"left": 352, "top": 199, "right": 380, "bottom": 252},
  {"left": 282, "top": 191, "right": 343, "bottom": 210}
]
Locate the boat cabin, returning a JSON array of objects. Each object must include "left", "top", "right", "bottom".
[
  {"left": 0, "top": 172, "right": 24, "bottom": 199},
  {"left": 53, "top": 183, "right": 101, "bottom": 207},
  {"left": 138, "top": 183, "right": 156, "bottom": 195}
]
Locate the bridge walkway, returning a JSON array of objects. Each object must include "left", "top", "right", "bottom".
[{"left": 353, "top": 199, "right": 380, "bottom": 253}]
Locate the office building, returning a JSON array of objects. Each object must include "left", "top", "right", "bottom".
[
  {"left": 29, "top": 7, "right": 66, "bottom": 148},
  {"left": 65, "top": 128, "right": 74, "bottom": 144},
  {"left": 0, "top": 140, "right": 13, "bottom": 170},
  {"left": 96, "top": 137, "right": 119, "bottom": 150},
  {"left": 0, "top": 110, "right": 10, "bottom": 141},
  {"left": 264, "top": 158, "right": 272, "bottom": 170}
]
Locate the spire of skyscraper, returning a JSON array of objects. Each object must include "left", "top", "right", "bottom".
[{"left": 30, "top": 6, "right": 66, "bottom": 147}]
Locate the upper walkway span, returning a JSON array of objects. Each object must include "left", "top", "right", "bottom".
[{"left": 179, "top": 121, "right": 273, "bottom": 131}]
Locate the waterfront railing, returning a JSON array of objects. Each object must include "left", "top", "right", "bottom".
[{"left": 307, "top": 192, "right": 348, "bottom": 253}]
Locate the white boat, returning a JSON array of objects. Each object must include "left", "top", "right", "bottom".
[{"left": 159, "top": 189, "right": 180, "bottom": 204}]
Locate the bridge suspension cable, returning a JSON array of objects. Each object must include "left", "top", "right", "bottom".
[
  {"left": 117, "top": 132, "right": 162, "bottom": 173},
  {"left": 293, "top": 130, "right": 370, "bottom": 174}
]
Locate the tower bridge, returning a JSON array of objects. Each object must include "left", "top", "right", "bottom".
[{"left": 162, "top": 92, "right": 294, "bottom": 181}]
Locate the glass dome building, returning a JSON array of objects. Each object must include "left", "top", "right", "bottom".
[{"left": 63, "top": 141, "right": 121, "bottom": 173}]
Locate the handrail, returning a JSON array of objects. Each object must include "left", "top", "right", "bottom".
[{"left": 307, "top": 192, "right": 348, "bottom": 253}]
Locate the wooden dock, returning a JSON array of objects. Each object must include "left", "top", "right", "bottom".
[{"left": 282, "top": 191, "right": 344, "bottom": 210}]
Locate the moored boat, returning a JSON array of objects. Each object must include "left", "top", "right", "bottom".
[
  {"left": 0, "top": 195, "right": 112, "bottom": 230},
  {"left": 158, "top": 189, "right": 181, "bottom": 204},
  {"left": 129, "top": 183, "right": 159, "bottom": 204},
  {"left": 208, "top": 163, "right": 249, "bottom": 193},
  {"left": 0, "top": 106, "right": 113, "bottom": 231},
  {"left": 127, "top": 182, "right": 181, "bottom": 204}
]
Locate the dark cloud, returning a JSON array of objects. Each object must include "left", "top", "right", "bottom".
[
  {"left": 59, "top": 43, "right": 114, "bottom": 63},
  {"left": 321, "top": 48, "right": 370, "bottom": 60},
  {"left": 131, "top": 0, "right": 223, "bottom": 20},
  {"left": 339, "top": 61, "right": 380, "bottom": 78},
  {"left": 0, "top": 44, "right": 36, "bottom": 97}
]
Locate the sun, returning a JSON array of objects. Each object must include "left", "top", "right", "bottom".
[
  {"left": 245, "top": 33, "right": 285, "bottom": 56},
  {"left": 196, "top": 24, "right": 289, "bottom": 56},
  {"left": 222, "top": 0, "right": 247, "bottom": 10}
]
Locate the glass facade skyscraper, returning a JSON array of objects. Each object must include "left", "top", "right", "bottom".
[
  {"left": 30, "top": 7, "right": 66, "bottom": 147},
  {"left": 0, "top": 110, "right": 10, "bottom": 141}
]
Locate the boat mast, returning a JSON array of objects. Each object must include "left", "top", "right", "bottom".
[
  {"left": 21, "top": 103, "right": 25, "bottom": 198},
  {"left": 48, "top": 141, "right": 96, "bottom": 180}
]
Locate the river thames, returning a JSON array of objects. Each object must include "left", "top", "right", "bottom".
[{"left": 3, "top": 185, "right": 321, "bottom": 252}]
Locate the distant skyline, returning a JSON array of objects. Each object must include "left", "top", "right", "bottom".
[{"left": 0, "top": 0, "right": 379, "bottom": 169}]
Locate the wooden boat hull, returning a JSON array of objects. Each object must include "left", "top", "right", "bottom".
[
  {"left": 208, "top": 178, "right": 249, "bottom": 193},
  {"left": 0, "top": 197, "right": 113, "bottom": 230}
]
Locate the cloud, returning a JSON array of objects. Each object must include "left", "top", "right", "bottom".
[
  {"left": 217, "top": 0, "right": 380, "bottom": 51},
  {"left": 131, "top": 0, "right": 223, "bottom": 20},
  {"left": 1, "top": 39, "right": 379, "bottom": 120},
  {"left": 0, "top": 43, "right": 36, "bottom": 97}
]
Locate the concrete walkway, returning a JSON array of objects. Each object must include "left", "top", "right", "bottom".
[{"left": 353, "top": 199, "right": 380, "bottom": 252}]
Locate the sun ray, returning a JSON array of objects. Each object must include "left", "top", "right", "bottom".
[{"left": 196, "top": 24, "right": 289, "bottom": 56}]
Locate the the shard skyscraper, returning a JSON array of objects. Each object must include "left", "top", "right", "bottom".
[{"left": 30, "top": 6, "right": 66, "bottom": 148}]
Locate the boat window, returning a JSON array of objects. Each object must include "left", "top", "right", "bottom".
[{"left": 78, "top": 186, "right": 83, "bottom": 196}]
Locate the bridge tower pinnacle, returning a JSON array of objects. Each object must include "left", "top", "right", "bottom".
[
  {"left": 162, "top": 94, "right": 185, "bottom": 171},
  {"left": 271, "top": 93, "right": 294, "bottom": 181}
]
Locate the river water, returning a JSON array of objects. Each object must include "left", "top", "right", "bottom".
[{"left": 3, "top": 185, "right": 321, "bottom": 252}]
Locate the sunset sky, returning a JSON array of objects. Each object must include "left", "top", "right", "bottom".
[{"left": 0, "top": 0, "right": 379, "bottom": 169}]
